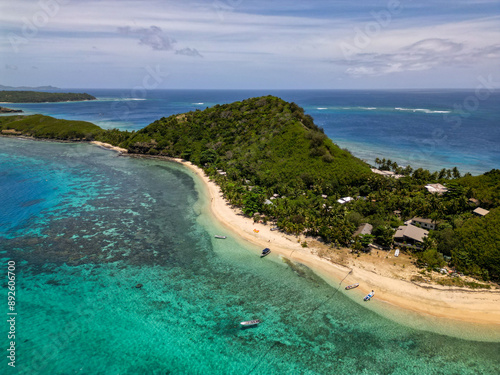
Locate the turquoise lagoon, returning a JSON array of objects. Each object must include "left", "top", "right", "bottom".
[{"left": 1, "top": 137, "right": 499, "bottom": 374}]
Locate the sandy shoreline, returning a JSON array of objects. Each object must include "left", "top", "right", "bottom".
[
  {"left": 164, "top": 157, "right": 500, "bottom": 329},
  {"left": 90, "top": 141, "right": 128, "bottom": 153}
]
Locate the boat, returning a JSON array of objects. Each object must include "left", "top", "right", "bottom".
[
  {"left": 394, "top": 249, "right": 400, "bottom": 257},
  {"left": 214, "top": 235, "right": 227, "bottom": 239},
  {"left": 345, "top": 283, "right": 359, "bottom": 290},
  {"left": 364, "top": 290, "right": 375, "bottom": 301},
  {"left": 261, "top": 248, "right": 271, "bottom": 257},
  {"left": 240, "top": 319, "right": 261, "bottom": 327}
]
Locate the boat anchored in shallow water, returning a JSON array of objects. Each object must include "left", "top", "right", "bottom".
[
  {"left": 345, "top": 283, "right": 359, "bottom": 290},
  {"left": 240, "top": 319, "right": 261, "bottom": 327},
  {"left": 364, "top": 290, "right": 375, "bottom": 301},
  {"left": 214, "top": 235, "right": 227, "bottom": 239},
  {"left": 261, "top": 248, "right": 271, "bottom": 257}
]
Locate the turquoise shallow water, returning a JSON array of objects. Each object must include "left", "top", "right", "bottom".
[{"left": 1, "top": 138, "right": 500, "bottom": 374}]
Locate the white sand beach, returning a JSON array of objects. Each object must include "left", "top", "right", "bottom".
[{"left": 170, "top": 157, "right": 500, "bottom": 327}]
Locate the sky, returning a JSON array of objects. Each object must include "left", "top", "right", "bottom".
[{"left": 0, "top": 0, "right": 499, "bottom": 89}]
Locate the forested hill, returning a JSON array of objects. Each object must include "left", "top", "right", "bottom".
[
  {"left": 0, "top": 91, "right": 96, "bottom": 103},
  {"left": 0, "top": 114, "right": 102, "bottom": 139},
  {"left": 122, "top": 95, "right": 371, "bottom": 195}
]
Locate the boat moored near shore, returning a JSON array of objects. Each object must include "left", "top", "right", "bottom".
[
  {"left": 364, "top": 290, "right": 375, "bottom": 301},
  {"left": 240, "top": 319, "right": 261, "bottom": 327},
  {"left": 261, "top": 248, "right": 271, "bottom": 257},
  {"left": 345, "top": 283, "right": 359, "bottom": 290}
]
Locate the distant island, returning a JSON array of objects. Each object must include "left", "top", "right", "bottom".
[
  {"left": 0, "top": 90, "right": 96, "bottom": 103},
  {"left": 0, "top": 106, "right": 23, "bottom": 113},
  {"left": 0, "top": 96, "right": 498, "bottom": 287},
  {"left": 0, "top": 84, "right": 59, "bottom": 90}
]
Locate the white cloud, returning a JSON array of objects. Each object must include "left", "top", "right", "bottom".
[
  {"left": 175, "top": 48, "right": 203, "bottom": 58},
  {"left": 118, "top": 25, "right": 176, "bottom": 51},
  {"left": 338, "top": 38, "right": 500, "bottom": 77}
]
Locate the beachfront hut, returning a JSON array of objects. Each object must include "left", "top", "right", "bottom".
[
  {"left": 394, "top": 225, "right": 429, "bottom": 246},
  {"left": 353, "top": 223, "right": 373, "bottom": 237}
]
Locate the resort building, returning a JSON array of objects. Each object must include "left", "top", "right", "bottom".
[
  {"left": 410, "top": 217, "right": 437, "bottom": 230},
  {"left": 353, "top": 223, "right": 373, "bottom": 237},
  {"left": 394, "top": 225, "right": 429, "bottom": 246},
  {"left": 371, "top": 168, "right": 404, "bottom": 179},
  {"left": 473, "top": 207, "right": 490, "bottom": 217},
  {"left": 337, "top": 196, "right": 354, "bottom": 204},
  {"left": 425, "top": 183, "right": 448, "bottom": 195}
]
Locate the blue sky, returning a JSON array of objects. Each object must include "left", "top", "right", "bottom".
[{"left": 1, "top": 0, "right": 499, "bottom": 89}]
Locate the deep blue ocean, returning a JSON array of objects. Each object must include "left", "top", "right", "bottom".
[
  {"left": 4, "top": 89, "right": 500, "bottom": 174},
  {"left": 1, "top": 90, "right": 500, "bottom": 374}
]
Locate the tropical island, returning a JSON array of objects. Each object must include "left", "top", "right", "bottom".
[
  {"left": 1, "top": 96, "right": 499, "bottom": 300},
  {"left": 0, "top": 90, "right": 96, "bottom": 103}
]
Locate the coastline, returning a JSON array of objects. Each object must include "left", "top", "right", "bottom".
[
  {"left": 164, "top": 156, "right": 500, "bottom": 330},
  {"left": 90, "top": 141, "right": 128, "bottom": 153},
  {"left": 7, "top": 138, "right": 498, "bottom": 331}
]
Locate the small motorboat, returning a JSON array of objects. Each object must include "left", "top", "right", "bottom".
[
  {"left": 214, "top": 235, "right": 227, "bottom": 239},
  {"left": 240, "top": 319, "right": 261, "bottom": 327},
  {"left": 364, "top": 290, "right": 375, "bottom": 301},
  {"left": 345, "top": 283, "right": 359, "bottom": 290},
  {"left": 261, "top": 248, "right": 271, "bottom": 257}
]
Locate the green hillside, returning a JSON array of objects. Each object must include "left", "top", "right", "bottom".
[
  {"left": 123, "top": 95, "right": 371, "bottom": 194},
  {"left": 0, "top": 114, "right": 102, "bottom": 140},
  {"left": 457, "top": 169, "right": 500, "bottom": 208}
]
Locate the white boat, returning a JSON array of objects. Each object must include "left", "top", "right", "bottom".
[
  {"left": 364, "top": 290, "right": 375, "bottom": 301},
  {"left": 240, "top": 319, "right": 261, "bottom": 326},
  {"left": 214, "top": 235, "right": 227, "bottom": 239},
  {"left": 394, "top": 249, "right": 400, "bottom": 257}
]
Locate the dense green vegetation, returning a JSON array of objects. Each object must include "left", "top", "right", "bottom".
[
  {"left": 123, "top": 96, "right": 371, "bottom": 191},
  {"left": 0, "top": 90, "right": 96, "bottom": 103},
  {"left": 0, "top": 115, "right": 102, "bottom": 140},
  {"left": 0, "top": 114, "right": 134, "bottom": 142},
  {"left": 120, "top": 96, "right": 373, "bottom": 243},
  {"left": 1, "top": 96, "right": 498, "bottom": 282},
  {"left": 456, "top": 169, "right": 500, "bottom": 208}
]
